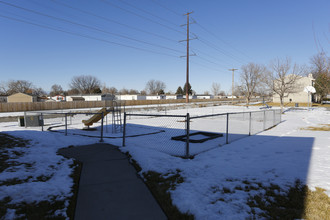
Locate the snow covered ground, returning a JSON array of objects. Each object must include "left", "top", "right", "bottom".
[{"left": 0, "top": 105, "right": 329, "bottom": 219}]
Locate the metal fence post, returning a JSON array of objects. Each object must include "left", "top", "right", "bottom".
[
  {"left": 100, "top": 112, "right": 104, "bottom": 142},
  {"left": 65, "top": 113, "right": 67, "bottom": 136},
  {"left": 249, "top": 112, "right": 252, "bottom": 136},
  {"left": 24, "top": 111, "right": 27, "bottom": 128},
  {"left": 185, "top": 113, "right": 190, "bottom": 158},
  {"left": 122, "top": 112, "right": 127, "bottom": 147},
  {"left": 41, "top": 113, "right": 44, "bottom": 132},
  {"left": 263, "top": 110, "right": 266, "bottom": 130},
  {"left": 226, "top": 113, "right": 229, "bottom": 144},
  {"left": 106, "top": 113, "right": 108, "bottom": 133}
]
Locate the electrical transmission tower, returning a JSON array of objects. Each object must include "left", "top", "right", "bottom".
[
  {"left": 228, "top": 68, "right": 238, "bottom": 103},
  {"left": 180, "top": 12, "right": 196, "bottom": 103}
]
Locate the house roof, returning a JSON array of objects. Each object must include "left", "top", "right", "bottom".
[
  {"left": 8, "top": 92, "right": 35, "bottom": 98},
  {"left": 68, "top": 94, "right": 102, "bottom": 97},
  {"left": 71, "top": 97, "right": 85, "bottom": 101}
]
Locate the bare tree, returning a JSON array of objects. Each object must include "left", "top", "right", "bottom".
[
  {"left": 310, "top": 52, "right": 329, "bottom": 77},
  {"left": 145, "top": 79, "right": 166, "bottom": 95},
  {"left": 108, "top": 87, "right": 118, "bottom": 95},
  {"left": 100, "top": 85, "right": 109, "bottom": 94},
  {"left": 233, "top": 84, "right": 245, "bottom": 97},
  {"left": 240, "top": 63, "right": 266, "bottom": 104},
  {"left": 211, "top": 82, "right": 221, "bottom": 96},
  {"left": 7, "top": 80, "right": 34, "bottom": 95},
  {"left": 67, "top": 88, "right": 79, "bottom": 95},
  {"left": 119, "top": 88, "right": 129, "bottom": 95},
  {"left": 69, "top": 75, "right": 101, "bottom": 94},
  {"left": 101, "top": 85, "right": 118, "bottom": 95},
  {"left": 0, "top": 82, "right": 8, "bottom": 95},
  {"left": 101, "top": 84, "right": 109, "bottom": 94},
  {"left": 128, "top": 89, "right": 139, "bottom": 94},
  {"left": 218, "top": 91, "right": 226, "bottom": 96},
  {"left": 50, "top": 84, "right": 64, "bottom": 96},
  {"left": 33, "top": 87, "right": 46, "bottom": 96},
  {"left": 310, "top": 52, "right": 330, "bottom": 103},
  {"left": 264, "top": 58, "right": 306, "bottom": 110}
]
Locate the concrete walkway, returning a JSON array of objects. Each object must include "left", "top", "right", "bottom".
[{"left": 58, "top": 143, "right": 167, "bottom": 220}]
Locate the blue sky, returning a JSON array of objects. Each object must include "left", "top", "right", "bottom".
[{"left": 0, "top": 0, "right": 329, "bottom": 94}]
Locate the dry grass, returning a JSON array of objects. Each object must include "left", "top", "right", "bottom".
[
  {"left": 247, "top": 179, "right": 330, "bottom": 219},
  {"left": 253, "top": 102, "right": 330, "bottom": 108},
  {"left": 303, "top": 187, "right": 330, "bottom": 220},
  {"left": 301, "top": 124, "right": 330, "bottom": 131},
  {"left": 125, "top": 154, "right": 194, "bottom": 219}
]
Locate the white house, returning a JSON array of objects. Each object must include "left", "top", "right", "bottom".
[
  {"left": 214, "top": 95, "right": 227, "bottom": 99},
  {"left": 195, "top": 95, "right": 214, "bottom": 99},
  {"left": 166, "top": 95, "right": 183, "bottom": 100},
  {"left": 183, "top": 95, "right": 197, "bottom": 100},
  {"left": 146, "top": 95, "right": 166, "bottom": 100},
  {"left": 82, "top": 94, "right": 102, "bottom": 101},
  {"left": 66, "top": 96, "right": 85, "bottom": 101},
  {"left": 272, "top": 74, "right": 315, "bottom": 103},
  {"left": 50, "top": 95, "right": 66, "bottom": 102},
  {"left": 67, "top": 94, "right": 102, "bottom": 101},
  {"left": 116, "top": 95, "right": 146, "bottom": 100}
]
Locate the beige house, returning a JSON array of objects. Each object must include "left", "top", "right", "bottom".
[
  {"left": 272, "top": 74, "right": 315, "bottom": 103},
  {"left": 7, "top": 93, "right": 37, "bottom": 103}
]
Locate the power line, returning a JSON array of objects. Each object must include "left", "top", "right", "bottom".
[
  {"left": 193, "top": 53, "right": 228, "bottom": 69},
  {"left": 0, "top": 13, "right": 179, "bottom": 57},
  {"left": 0, "top": 0, "right": 183, "bottom": 54},
  {"left": 149, "top": 0, "right": 182, "bottom": 17},
  {"left": 118, "top": 0, "right": 181, "bottom": 27},
  {"left": 197, "top": 37, "right": 246, "bottom": 64},
  {"left": 194, "top": 19, "right": 252, "bottom": 61},
  {"left": 188, "top": 17, "right": 250, "bottom": 64},
  {"left": 191, "top": 48, "right": 233, "bottom": 67},
  {"left": 50, "top": 0, "right": 179, "bottom": 43},
  {"left": 100, "top": 0, "right": 185, "bottom": 35},
  {"left": 190, "top": 60, "right": 223, "bottom": 72},
  {"left": 107, "top": 0, "right": 244, "bottom": 69}
]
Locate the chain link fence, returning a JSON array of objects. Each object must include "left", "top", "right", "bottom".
[
  {"left": 22, "top": 110, "right": 119, "bottom": 142},
  {"left": 21, "top": 108, "right": 281, "bottom": 158},
  {"left": 122, "top": 114, "right": 187, "bottom": 156},
  {"left": 123, "top": 109, "right": 282, "bottom": 158},
  {"left": 123, "top": 101, "right": 238, "bottom": 115}
]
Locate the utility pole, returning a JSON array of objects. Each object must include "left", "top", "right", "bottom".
[
  {"left": 180, "top": 12, "right": 195, "bottom": 103},
  {"left": 228, "top": 68, "right": 238, "bottom": 103}
]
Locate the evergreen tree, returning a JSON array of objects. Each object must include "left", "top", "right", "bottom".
[
  {"left": 93, "top": 87, "right": 102, "bottom": 94},
  {"left": 314, "top": 73, "right": 330, "bottom": 103},
  {"left": 183, "top": 83, "right": 193, "bottom": 95},
  {"left": 176, "top": 86, "right": 184, "bottom": 95}
]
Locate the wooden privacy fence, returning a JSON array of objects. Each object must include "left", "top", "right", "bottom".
[
  {"left": 0, "top": 101, "right": 108, "bottom": 112},
  {"left": 0, "top": 98, "right": 247, "bottom": 113}
]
